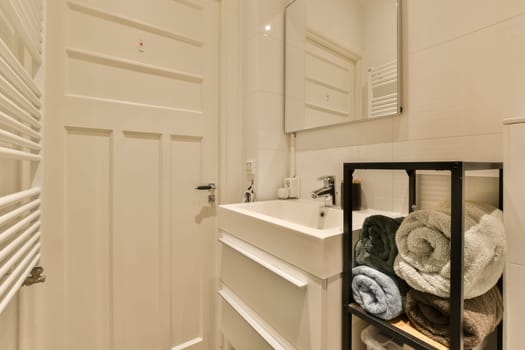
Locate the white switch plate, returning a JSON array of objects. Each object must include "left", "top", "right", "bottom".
[{"left": 245, "top": 159, "right": 256, "bottom": 175}]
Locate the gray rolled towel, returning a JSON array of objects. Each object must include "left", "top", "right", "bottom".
[
  {"left": 394, "top": 202, "right": 505, "bottom": 298},
  {"left": 352, "top": 265, "right": 406, "bottom": 321},
  {"left": 404, "top": 286, "right": 503, "bottom": 348},
  {"left": 355, "top": 215, "right": 404, "bottom": 276}
]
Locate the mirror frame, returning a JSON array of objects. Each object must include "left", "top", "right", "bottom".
[{"left": 284, "top": 0, "right": 403, "bottom": 133}]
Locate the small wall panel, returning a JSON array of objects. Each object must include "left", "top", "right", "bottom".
[
  {"left": 64, "top": 127, "right": 112, "bottom": 350},
  {"left": 74, "top": 0, "right": 204, "bottom": 44},
  {"left": 114, "top": 131, "right": 163, "bottom": 350},
  {"left": 67, "top": 3, "right": 203, "bottom": 77},
  {"left": 66, "top": 52, "right": 203, "bottom": 112},
  {"left": 305, "top": 53, "right": 350, "bottom": 93},
  {"left": 170, "top": 135, "right": 205, "bottom": 349}
]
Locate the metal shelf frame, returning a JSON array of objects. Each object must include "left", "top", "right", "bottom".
[{"left": 342, "top": 161, "right": 503, "bottom": 350}]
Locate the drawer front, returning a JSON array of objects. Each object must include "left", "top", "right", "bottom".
[
  {"left": 220, "top": 297, "right": 275, "bottom": 350},
  {"left": 219, "top": 235, "right": 322, "bottom": 350}
]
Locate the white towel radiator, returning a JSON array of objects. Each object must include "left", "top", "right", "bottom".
[
  {"left": 0, "top": 0, "right": 44, "bottom": 315},
  {"left": 367, "top": 60, "right": 398, "bottom": 118}
]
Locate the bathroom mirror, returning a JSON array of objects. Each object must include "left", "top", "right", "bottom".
[{"left": 284, "top": 0, "right": 402, "bottom": 133}]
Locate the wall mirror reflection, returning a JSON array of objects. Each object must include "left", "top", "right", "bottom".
[{"left": 285, "top": 0, "right": 402, "bottom": 133}]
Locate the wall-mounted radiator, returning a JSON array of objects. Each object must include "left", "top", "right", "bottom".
[
  {"left": 367, "top": 60, "right": 398, "bottom": 118},
  {"left": 0, "top": 0, "right": 44, "bottom": 315}
]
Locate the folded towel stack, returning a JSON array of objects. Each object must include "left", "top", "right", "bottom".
[
  {"left": 391, "top": 201, "right": 505, "bottom": 348},
  {"left": 352, "top": 203, "right": 505, "bottom": 349}
]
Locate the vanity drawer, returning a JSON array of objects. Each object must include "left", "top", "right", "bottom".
[
  {"left": 220, "top": 295, "right": 275, "bottom": 350},
  {"left": 219, "top": 233, "right": 323, "bottom": 350},
  {"left": 219, "top": 286, "right": 292, "bottom": 350}
]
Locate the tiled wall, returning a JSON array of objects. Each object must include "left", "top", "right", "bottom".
[
  {"left": 294, "top": 1, "right": 525, "bottom": 210},
  {"left": 235, "top": 0, "right": 525, "bottom": 205},
  {"left": 240, "top": 0, "right": 289, "bottom": 200}
]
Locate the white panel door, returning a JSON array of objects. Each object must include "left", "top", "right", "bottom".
[{"left": 41, "top": 1, "right": 218, "bottom": 350}]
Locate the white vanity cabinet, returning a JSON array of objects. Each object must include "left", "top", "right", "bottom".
[
  {"left": 217, "top": 200, "right": 385, "bottom": 350},
  {"left": 218, "top": 231, "right": 342, "bottom": 350}
]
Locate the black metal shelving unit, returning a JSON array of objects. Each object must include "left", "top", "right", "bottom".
[{"left": 342, "top": 161, "right": 504, "bottom": 350}]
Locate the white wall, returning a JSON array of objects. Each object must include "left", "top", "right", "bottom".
[
  {"left": 306, "top": 0, "right": 363, "bottom": 53},
  {"left": 239, "top": 0, "right": 290, "bottom": 200},
  {"left": 295, "top": 0, "right": 525, "bottom": 211},
  {"left": 227, "top": 0, "right": 525, "bottom": 207}
]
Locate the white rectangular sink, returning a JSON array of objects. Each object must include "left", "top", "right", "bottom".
[{"left": 218, "top": 199, "right": 402, "bottom": 279}]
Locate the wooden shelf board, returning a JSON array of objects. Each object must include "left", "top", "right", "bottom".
[
  {"left": 349, "top": 303, "right": 449, "bottom": 350},
  {"left": 391, "top": 318, "right": 448, "bottom": 350}
]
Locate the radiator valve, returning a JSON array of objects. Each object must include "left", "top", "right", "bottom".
[{"left": 24, "top": 266, "right": 46, "bottom": 287}]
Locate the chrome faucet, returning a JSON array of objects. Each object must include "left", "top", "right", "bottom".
[{"left": 311, "top": 176, "right": 336, "bottom": 206}]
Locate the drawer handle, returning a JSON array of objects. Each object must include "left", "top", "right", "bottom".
[
  {"left": 219, "top": 235, "right": 308, "bottom": 288},
  {"left": 219, "top": 287, "right": 292, "bottom": 350}
]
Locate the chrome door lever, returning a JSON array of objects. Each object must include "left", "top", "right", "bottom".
[{"left": 194, "top": 183, "right": 216, "bottom": 203}]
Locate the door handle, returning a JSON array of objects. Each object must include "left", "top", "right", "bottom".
[
  {"left": 194, "top": 183, "right": 216, "bottom": 203},
  {"left": 194, "top": 183, "right": 216, "bottom": 191}
]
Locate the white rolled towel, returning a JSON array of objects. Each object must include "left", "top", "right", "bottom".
[{"left": 393, "top": 202, "right": 505, "bottom": 299}]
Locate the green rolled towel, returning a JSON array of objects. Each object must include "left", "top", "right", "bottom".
[
  {"left": 404, "top": 286, "right": 503, "bottom": 348},
  {"left": 355, "top": 215, "right": 404, "bottom": 276}
]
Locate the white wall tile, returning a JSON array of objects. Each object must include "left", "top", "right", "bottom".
[
  {"left": 241, "top": 0, "right": 287, "bottom": 42},
  {"left": 256, "top": 149, "right": 289, "bottom": 200},
  {"left": 392, "top": 172, "right": 409, "bottom": 214},
  {"left": 408, "top": 15, "right": 525, "bottom": 140},
  {"left": 504, "top": 123, "right": 525, "bottom": 266},
  {"left": 407, "top": 0, "right": 525, "bottom": 53},
  {"left": 392, "top": 134, "right": 503, "bottom": 162},
  {"left": 295, "top": 116, "right": 395, "bottom": 151},
  {"left": 352, "top": 143, "right": 393, "bottom": 161},
  {"left": 242, "top": 94, "right": 259, "bottom": 162},
  {"left": 243, "top": 35, "right": 284, "bottom": 96},
  {"left": 296, "top": 144, "right": 395, "bottom": 209},
  {"left": 296, "top": 147, "right": 357, "bottom": 202},
  {"left": 505, "top": 263, "right": 525, "bottom": 350},
  {"left": 244, "top": 92, "right": 288, "bottom": 152},
  {"left": 355, "top": 170, "right": 394, "bottom": 211},
  {"left": 220, "top": 0, "right": 244, "bottom": 204}
]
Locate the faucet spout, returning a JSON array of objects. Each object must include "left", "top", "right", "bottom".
[
  {"left": 311, "top": 176, "right": 336, "bottom": 206},
  {"left": 311, "top": 187, "right": 333, "bottom": 199}
]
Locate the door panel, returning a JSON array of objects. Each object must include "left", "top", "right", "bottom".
[
  {"left": 114, "top": 131, "right": 164, "bottom": 350},
  {"left": 64, "top": 128, "right": 112, "bottom": 350},
  {"left": 43, "top": 1, "right": 218, "bottom": 350},
  {"left": 171, "top": 136, "right": 205, "bottom": 347}
]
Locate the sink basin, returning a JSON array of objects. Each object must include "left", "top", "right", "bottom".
[
  {"left": 218, "top": 199, "right": 402, "bottom": 279},
  {"left": 223, "top": 200, "right": 343, "bottom": 236}
]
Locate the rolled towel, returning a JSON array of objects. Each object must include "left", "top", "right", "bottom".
[
  {"left": 404, "top": 287, "right": 503, "bottom": 348},
  {"left": 352, "top": 265, "right": 406, "bottom": 320},
  {"left": 394, "top": 202, "right": 505, "bottom": 298},
  {"left": 355, "top": 215, "right": 404, "bottom": 275}
]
